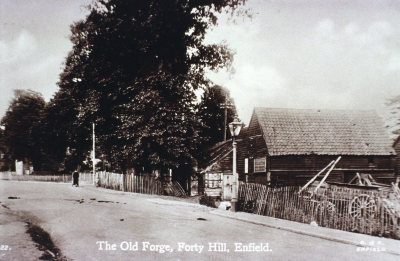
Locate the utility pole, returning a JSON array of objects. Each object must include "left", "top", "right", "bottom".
[
  {"left": 220, "top": 97, "right": 233, "bottom": 141},
  {"left": 92, "top": 123, "right": 95, "bottom": 185}
]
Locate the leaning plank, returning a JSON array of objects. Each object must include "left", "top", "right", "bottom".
[
  {"left": 299, "top": 160, "right": 335, "bottom": 194},
  {"left": 314, "top": 156, "right": 341, "bottom": 193}
]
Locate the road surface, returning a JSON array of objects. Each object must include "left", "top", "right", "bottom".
[{"left": 0, "top": 180, "right": 398, "bottom": 260}]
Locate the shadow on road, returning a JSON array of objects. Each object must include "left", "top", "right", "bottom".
[{"left": 26, "top": 222, "right": 66, "bottom": 260}]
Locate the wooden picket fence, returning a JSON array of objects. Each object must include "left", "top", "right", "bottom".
[
  {"left": 79, "top": 173, "right": 96, "bottom": 184},
  {"left": 96, "top": 172, "right": 187, "bottom": 197},
  {"left": 239, "top": 182, "right": 400, "bottom": 240},
  {"left": 123, "top": 173, "right": 164, "bottom": 195},
  {"left": 97, "top": 171, "right": 124, "bottom": 191},
  {"left": 97, "top": 172, "right": 163, "bottom": 195}
]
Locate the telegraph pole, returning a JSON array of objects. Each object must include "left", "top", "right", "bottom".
[
  {"left": 92, "top": 123, "right": 95, "bottom": 185},
  {"left": 220, "top": 97, "right": 233, "bottom": 141}
]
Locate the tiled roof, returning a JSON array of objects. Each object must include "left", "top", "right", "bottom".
[
  {"left": 199, "top": 138, "right": 247, "bottom": 172},
  {"left": 238, "top": 126, "right": 248, "bottom": 139},
  {"left": 199, "top": 140, "right": 232, "bottom": 170},
  {"left": 253, "top": 107, "right": 395, "bottom": 156}
]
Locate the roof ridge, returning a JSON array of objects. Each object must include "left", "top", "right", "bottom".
[{"left": 254, "top": 107, "right": 376, "bottom": 112}]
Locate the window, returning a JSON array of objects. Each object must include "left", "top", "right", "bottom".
[
  {"left": 254, "top": 157, "right": 266, "bottom": 172},
  {"left": 368, "top": 157, "right": 375, "bottom": 167}
]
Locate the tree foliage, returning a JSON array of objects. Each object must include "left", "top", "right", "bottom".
[
  {"left": 197, "top": 85, "right": 237, "bottom": 151},
  {"left": 1, "top": 90, "right": 46, "bottom": 170},
  {"left": 53, "top": 0, "right": 247, "bottom": 173},
  {"left": 0, "top": 126, "right": 11, "bottom": 171},
  {"left": 43, "top": 90, "right": 92, "bottom": 171}
]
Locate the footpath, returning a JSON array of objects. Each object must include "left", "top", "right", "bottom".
[
  {"left": 85, "top": 185, "right": 400, "bottom": 256},
  {"left": 148, "top": 197, "right": 400, "bottom": 256}
]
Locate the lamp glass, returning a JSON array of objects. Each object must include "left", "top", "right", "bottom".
[{"left": 229, "top": 118, "right": 242, "bottom": 138}]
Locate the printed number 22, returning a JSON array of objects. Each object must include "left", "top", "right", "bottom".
[{"left": 0, "top": 245, "right": 9, "bottom": 250}]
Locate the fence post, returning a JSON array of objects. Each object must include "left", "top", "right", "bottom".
[{"left": 379, "top": 190, "right": 384, "bottom": 237}]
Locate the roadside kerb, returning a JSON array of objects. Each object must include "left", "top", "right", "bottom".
[
  {"left": 140, "top": 196, "right": 400, "bottom": 256},
  {"left": 146, "top": 198, "right": 211, "bottom": 210},
  {"left": 211, "top": 208, "right": 400, "bottom": 256}
]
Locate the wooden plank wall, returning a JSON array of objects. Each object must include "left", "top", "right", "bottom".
[
  {"left": 270, "top": 155, "right": 395, "bottom": 170},
  {"left": 209, "top": 139, "right": 247, "bottom": 175},
  {"left": 269, "top": 155, "right": 395, "bottom": 185},
  {"left": 394, "top": 140, "right": 400, "bottom": 178}
]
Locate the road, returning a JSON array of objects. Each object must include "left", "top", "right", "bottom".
[{"left": 0, "top": 180, "right": 398, "bottom": 261}]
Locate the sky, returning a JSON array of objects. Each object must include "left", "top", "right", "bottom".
[{"left": 1, "top": 0, "right": 400, "bottom": 125}]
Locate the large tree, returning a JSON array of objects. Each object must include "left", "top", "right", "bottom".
[
  {"left": 54, "top": 0, "right": 248, "bottom": 174},
  {"left": 197, "top": 84, "right": 237, "bottom": 152},
  {"left": 43, "top": 89, "right": 92, "bottom": 172},
  {"left": 1, "top": 89, "right": 46, "bottom": 170}
]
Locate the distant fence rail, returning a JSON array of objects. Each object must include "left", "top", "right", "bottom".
[
  {"left": 239, "top": 182, "right": 400, "bottom": 240},
  {"left": 11, "top": 174, "right": 72, "bottom": 183},
  {"left": 0, "top": 171, "right": 187, "bottom": 197},
  {"left": 0, "top": 172, "right": 13, "bottom": 180},
  {"left": 0, "top": 172, "right": 95, "bottom": 184}
]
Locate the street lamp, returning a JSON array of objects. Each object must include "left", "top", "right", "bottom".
[{"left": 229, "top": 116, "right": 242, "bottom": 212}]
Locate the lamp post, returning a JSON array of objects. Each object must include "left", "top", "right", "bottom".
[{"left": 229, "top": 116, "right": 242, "bottom": 212}]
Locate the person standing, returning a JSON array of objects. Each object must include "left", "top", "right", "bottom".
[{"left": 72, "top": 171, "right": 79, "bottom": 187}]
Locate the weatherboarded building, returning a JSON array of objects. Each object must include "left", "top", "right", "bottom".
[
  {"left": 393, "top": 136, "right": 400, "bottom": 184},
  {"left": 240, "top": 107, "right": 396, "bottom": 186},
  {"left": 198, "top": 128, "right": 248, "bottom": 199}
]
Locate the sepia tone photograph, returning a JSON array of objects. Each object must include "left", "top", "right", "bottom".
[{"left": 0, "top": 0, "right": 400, "bottom": 260}]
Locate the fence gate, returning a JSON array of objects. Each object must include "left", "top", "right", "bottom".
[{"left": 223, "top": 174, "right": 233, "bottom": 200}]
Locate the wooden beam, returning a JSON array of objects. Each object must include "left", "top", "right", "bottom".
[
  {"left": 356, "top": 172, "right": 362, "bottom": 185},
  {"left": 347, "top": 173, "right": 359, "bottom": 185},
  {"left": 314, "top": 156, "right": 341, "bottom": 193},
  {"left": 299, "top": 160, "right": 335, "bottom": 194}
]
